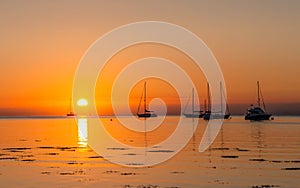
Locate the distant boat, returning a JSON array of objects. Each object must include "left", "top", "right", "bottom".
[
  {"left": 203, "top": 82, "right": 231, "bottom": 120},
  {"left": 66, "top": 98, "right": 76, "bottom": 117},
  {"left": 137, "top": 82, "right": 157, "bottom": 118},
  {"left": 183, "top": 88, "right": 204, "bottom": 118},
  {"left": 245, "top": 81, "right": 272, "bottom": 121},
  {"left": 67, "top": 112, "right": 76, "bottom": 117}
]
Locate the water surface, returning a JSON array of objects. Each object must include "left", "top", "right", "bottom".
[{"left": 0, "top": 116, "right": 299, "bottom": 187}]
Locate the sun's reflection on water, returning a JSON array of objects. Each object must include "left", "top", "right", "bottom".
[{"left": 77, "top": 118, "right": 88, "bottom": 148}]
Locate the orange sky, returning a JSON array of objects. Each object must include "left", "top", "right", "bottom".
[{"left": 0, "top": 1, "right": 300, "bottom": 115}]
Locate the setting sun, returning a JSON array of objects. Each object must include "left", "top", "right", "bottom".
[{"left": 77, "top": 98, "right": 88, "bottom": 107}]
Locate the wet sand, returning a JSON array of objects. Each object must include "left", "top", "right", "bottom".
[{"left": 0, "top": 116, "right": 299, "bottom": 187}]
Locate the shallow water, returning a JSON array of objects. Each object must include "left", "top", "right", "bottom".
[{"left": 0, "top": 116, "right": 299, "bottom": 188}]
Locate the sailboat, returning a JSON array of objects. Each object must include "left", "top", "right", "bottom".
[
  {"left": 183, "top": 88, "right": 204, "bottom": 118},
  {"left": 203, "top": 82, "right": 231, "bottom": 120},
  {"left": 66, "top": 98, "right": 76, "bottom": 117},
  {"left": 245, "top": 81, "right": 272, "bottom": 121},
  {"left": 67, "top": 111, "right": 76, "bottom": 117},
  {"left": 137, "top": 82, "right": 157, "bottom": 118}
]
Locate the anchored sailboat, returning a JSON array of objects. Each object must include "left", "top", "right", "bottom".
[
  {"left": 66, "top": 98, "right": 76, "bottom": 117},
  {"left": 245, "top": 81, "right": 272, "bottom": 121},
  {"left": 183, "top": 88, "right": 204, "bottom": 118},
  {"left": 203, "top": 82, "right": 231, "bottom": 120},
  {"left": 137, "top": 82, "right": 157, "bottom": 118}
]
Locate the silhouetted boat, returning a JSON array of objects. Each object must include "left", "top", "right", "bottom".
[
  {"left": 137, "top": 82, "right": 157, "bottom": 118},
  {"left": 245, "top": 81, "right": 272, "bottom": 121},
  {"left": 66, "top": 98, "right": 76, "bottom": 117},
  {"left": 67, "top": 112, "right": 76, "bottom": 117},
  {"left": 203, "top": 82, "right": 231, "bottom": 120},
  {"left": 183, "top": 88, "right": 204, "bottom": 118}
]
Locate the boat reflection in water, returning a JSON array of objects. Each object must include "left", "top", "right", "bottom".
[{"left": 77, "top": 118, "right": 88, "bottom": 147}]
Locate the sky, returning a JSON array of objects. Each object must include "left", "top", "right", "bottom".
[{"left": 0, "top": 0, "right": 300, "bottom": 115}]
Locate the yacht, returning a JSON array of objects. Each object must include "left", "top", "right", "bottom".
[
  {"left": 245, "top": 81, "right": 272, "bottom": 121},
  {"left": 137, "top": 82, "right": 157, "bottom": 118}
]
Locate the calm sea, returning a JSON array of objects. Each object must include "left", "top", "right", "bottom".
[{"left": 0, "top": 116, "right": 299, "bottom": 188}]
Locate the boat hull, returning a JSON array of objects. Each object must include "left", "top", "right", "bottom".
[
  {"left": 66, "top": 113, "right": 76, "bottom": 117},
  {"left": 203, "top": 113, "right": 231, "bottom": 120},
  {"left": 245, "top": 114, "right": 272, "bottom": 121},
  {"left": 183, "top": 113, "right": 204, "bottom": 118},
  {"left": 137, "top": 113, "right": 157, "bottom": 118}
]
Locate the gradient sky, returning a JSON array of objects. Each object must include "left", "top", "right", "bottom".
[{"left": 0, "top": 0, "right": 299, "bottom": 115}]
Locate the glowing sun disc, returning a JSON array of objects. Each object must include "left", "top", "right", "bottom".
[{"left": 77, "top": 98, "right": 88, "bottom": 106}]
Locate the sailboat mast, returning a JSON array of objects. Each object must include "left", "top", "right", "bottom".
[
  {"left": 220, "top": 82, "right": 223, "bottom": 113},
  {"left": 192, "top": 88, "right": 194, "bottom": 113},
  {"left": 259, "top": 81, "right": 267, "bottom": 112},
  {"left": 144, "top": 82, "right": 147, "bottom": 112},
  {"left": 257, "top": 81, "right": 261, "bottom": 107},
  {"left": 207, "top": 83, "right": 211, "bottom": 111}
]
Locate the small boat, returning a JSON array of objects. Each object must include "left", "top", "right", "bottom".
[
  {"left": 66, "top": 98, "right": 76, "bottom": 117},
  {"left": 67, "top": 112, "right": 76, "bottom": 117},
  {"left": 183, "top": 88, "right": 204, "bottom": 118},
  {"left": 203, "top": 82, "right": 231, "bottom": 120},
  {"left": 245, "top": 81, "right": 272, "bottom": 121},
  {"left": 137, "top": 82, "right": 157, "bottom": 118}
]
